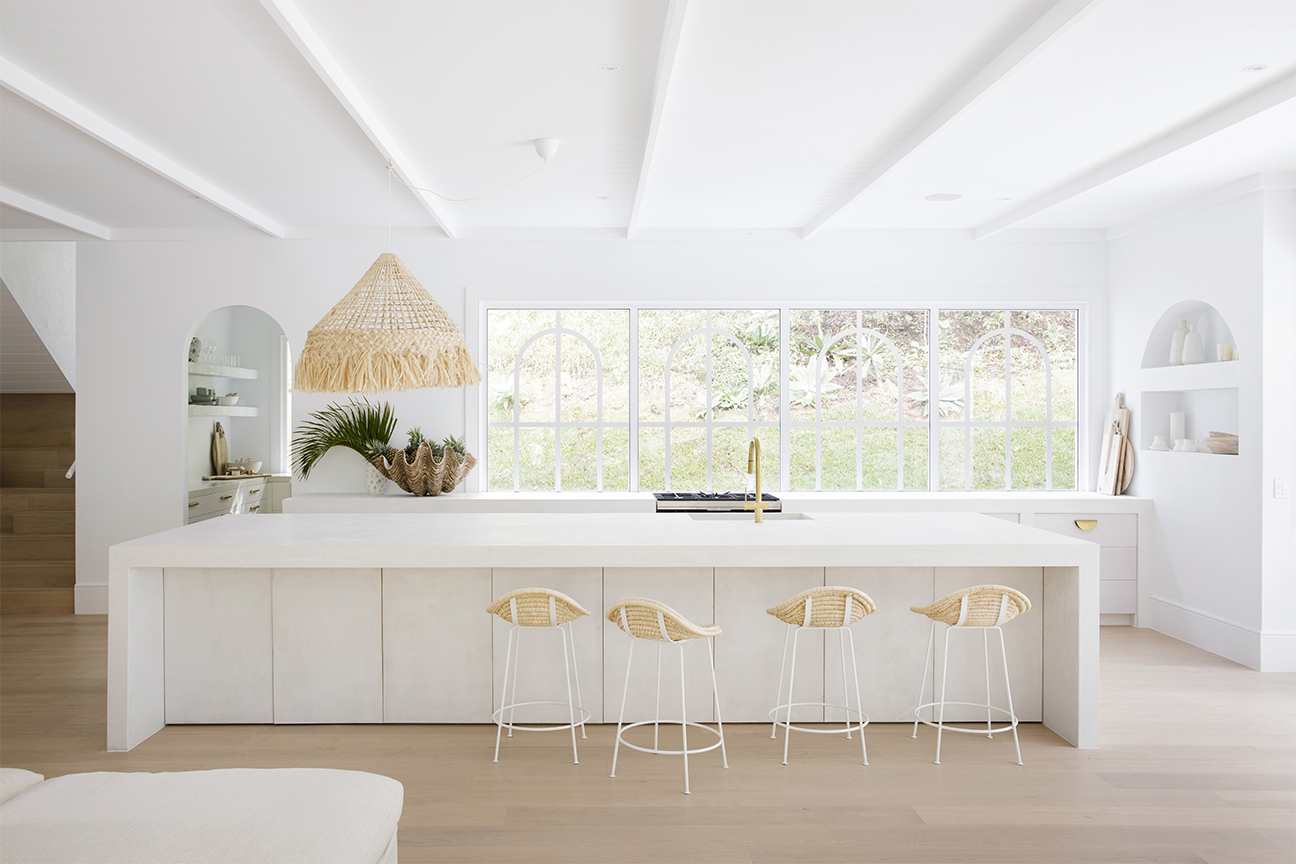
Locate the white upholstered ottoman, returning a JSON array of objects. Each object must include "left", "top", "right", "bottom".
[{"left": 0, "top": 767, "right": 403, "bottom": 864}]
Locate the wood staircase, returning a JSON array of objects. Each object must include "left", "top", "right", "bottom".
[{"left": 1, "top": 393, "right": 75, "bottom": 615}]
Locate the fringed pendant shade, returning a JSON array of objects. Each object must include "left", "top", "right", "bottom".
[{"left": 294, "top": 252, "right": 481, "bottom": 393}]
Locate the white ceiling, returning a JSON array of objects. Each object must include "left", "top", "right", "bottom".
[{"left": 0, "top": 0, "right": 1293, "bottom": 241}]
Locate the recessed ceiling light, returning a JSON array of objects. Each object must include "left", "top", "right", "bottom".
[
  {"left": 997, "top": 196, "right": 1013, "bottom": 201},
  {"left": 187, "top": 194, "right": 202, "bottom": 199},
  {"left": 1243, "top": 64, "right": 1268, "bottom": 72},
  {"left": 595, "top": 195, "right": 610, "bottom": 200},
  {"left": 597, "top": 64, "right": 619, "bottom": 72},
  {"left": 924, "top": 193, "right": 962, "bottom": 201}
]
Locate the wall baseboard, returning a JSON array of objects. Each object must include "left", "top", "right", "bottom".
[
  {"left": 1100, "top": 614, "right": 1132, "bottom": 626},
  {"left": 1150, "top": 595, "right": 1261, "bottom": 669},
  {"left": 1261, "top": 632, "right": 1296, "bottom": 672},
  {"left": 75, "top": 584, "right": 108, "bottom": 615}
]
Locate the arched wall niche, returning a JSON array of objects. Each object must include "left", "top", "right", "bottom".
[
  {"left": 183, "top": 305, "right": 291, "bottom": 494},
  {"left": 1141, "top": 300, "right": 1236, "bottom": 369}
]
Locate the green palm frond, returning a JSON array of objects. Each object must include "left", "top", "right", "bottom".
[{"left": 291, "top": 399, "right": 397, "bottom": 479}]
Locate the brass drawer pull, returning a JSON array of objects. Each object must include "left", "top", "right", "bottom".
[
  {"left": 250, "top": 504, "right": 260, "bottom": 511},
  {"left": 188, "top": 501, "right": 199, "bottom": 508},
  {"left": 1075, "top": 520, "right": 1098, "bottom": 531},
  {"left": 220, "top": 494, "right": 234, "bottom": 501},
  {"left": 250, "top": 488, "right": 261, "bottom": 494}
]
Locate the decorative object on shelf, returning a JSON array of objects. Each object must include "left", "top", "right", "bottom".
[
  {"left": 1217, "top": 343, "right": 1234, "bottom": 362},
  {"left": 1098, "top": 393, "right": 1134, "bottom": 495},
  {"left": 1198, "top": 432, "right": 1238, "bottom": 455},
  {"left": 1172, "top": 438, "right": 1196, "bottom": 452},
  {"left": 191, "top": 386, "right": 217, "bottom": 405},
  {"left": 227, "top": 458, "right": 263, "bottom": 475},
  {"left": 188, "top": 337, "right": 203, "bottom": 363},
  {"left": 291, "top": 399, "right": 398, "bottom": 493},
  {"left": 1169, "top": 411, "right": 1186, "bottom": 443},
  {"left": 211, "top": 422, "right": 228, "bottom": 476},
  {"left": 294, "top": 253, "right": 481, "bottom": 394},
  {"left": 1150, "top": 435, "right": 1170, "bottom": 451},
  {"left": 1181, "top": 324, "right": 1204, "bottom": 364},
  {"left": 1168, "top": 319, "right": 1188, "bottom": 366},
  {"left": 218, "top": 394, "right": 240, "bottom": 406},
  {"left": 372, "top": 433, "right": 475, "bottom": 496}
]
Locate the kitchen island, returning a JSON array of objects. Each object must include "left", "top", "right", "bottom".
[{"left": 108, "top": 512, "right": 1099, "bottom": 751}]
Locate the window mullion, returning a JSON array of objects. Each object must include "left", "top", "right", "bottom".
[
  {"left": 629, "top": 307, "right": 639, "bottom": 493},
  {"left": 1003, "top": 313, "right": 1012, "bottom": 491},
  {"left": 928, "top": 306, "right": 940, "bottom": 492},
  {"left": 779, "top": 307, "right": 790, "bottom": 493},
  {"left": 554, "top": 311, "right": 563, "bottom": 493}
]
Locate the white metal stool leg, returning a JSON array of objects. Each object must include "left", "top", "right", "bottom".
[
  {"left": 678, "top": 642, "right": 690, "bottom": 794},
  {"left": 838, "top": 629, "right": 852, "bottom": 739},
  {"left": 707, "top": 636, "right": 728, "bottom": 769},
  {"left": 654, "top": 642, "right": 662, "bottom": 752},
  {"left": 771, "top": 623, "right": 791, "bottom": 739},
  {"left": 847, "top": 628, "right": 867, "bottom": 765},
  {"left": 493, "top": 625, "right": 517, "bottom": 763},
  {"left": 984, "top": 628, "right": 993, "bottom": 738},
  {"left": 935, "top": 625, "right": 952, "bottom": 765},
  {"left": 610, "top": 639, "right": 635, "bottom": 779},
  {"left": 561, "top": 624, "right": 578, "bottom": 764},
  {"left": 568, "top": 622, "right": 586, "bottom": 739},
  {"left": 507, "top": 627, "right": 522, "bottom": 736},
  {"left": 912, "top": 621, "right": 934, "bottom": 739},
  {"left": 782, "top": 626, "right": 801, "bottom": 765},
  {"left": 998, "top": 628, "right": 1023, "bottom": 765}
]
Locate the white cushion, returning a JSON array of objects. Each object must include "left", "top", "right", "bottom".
[
  {"left": 0, "top": 768, "right": 44, "bottom": 805},
  {"left": 0, "top": 768, "right": 402, "bottom": 864}
]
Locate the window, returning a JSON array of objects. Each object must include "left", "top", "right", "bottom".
[{"left": 483, "top": 306, "right": 1080, "bottom": 492}]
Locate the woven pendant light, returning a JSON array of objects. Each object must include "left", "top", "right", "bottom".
[{"left": 294, "top": 252, "right": 480, "bottom": 393}]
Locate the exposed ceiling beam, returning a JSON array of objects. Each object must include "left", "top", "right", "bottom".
[
  {"left": 976, "top": 72, "right": 1296, "bottom": 238},
  {"left": 801, "top": 0, "right": 1102, "bottom": 239},
  {"left": 0, "top": 56, "right": 284, "bottom": 238},
  {"left": 627, "top": 0, "right": 689, "bottom": 240},
  {"left": 260, "top": 0, "right": 457, "bottom": 239},
  {"left": 1, "top": 186, "right": 112, "bottom": 240}
]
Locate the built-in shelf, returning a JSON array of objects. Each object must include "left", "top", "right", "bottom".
[
  {"left": 188, "top": 362, "right": 258, "bottom": 380},
  {"left": 189, "top": 405, "right": 258, "bottom": 417},
  {"left": 1139, "top": 360, "right": 1242, "bottom": 391}
]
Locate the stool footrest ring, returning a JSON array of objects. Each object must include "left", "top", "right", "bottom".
[
  {"left": 616, "top": 720, "right": 724, "bottom": 756},
  {"left": 913, "top": 701, "right": 1017, "bottom": 735},
  {"left": 493, "top": 701, "right": 591, "bottom": 733},
  {"left": 769, "top": 702, "right": 870, "bottom": 735}
]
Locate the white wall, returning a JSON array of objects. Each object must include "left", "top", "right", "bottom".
[
  {"left": 1110, "top": 189, "right": 1292, "bottom": 671},
  {"left": 0, "top": 241, "right": 76, "bottom": 389},
  {"left": 75, "top": 237, "right": 1107, "bottom": 612}
]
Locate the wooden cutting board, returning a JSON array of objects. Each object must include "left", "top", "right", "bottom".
[
  {"left": 211, "top": 422, "right": 229, "bottom": 476},
  {"left": 1098, "top": 394, "right": 1131, "bottom": 495}
]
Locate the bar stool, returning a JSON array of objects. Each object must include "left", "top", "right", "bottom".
[
  {"left": 606, "top": 598, "right": 728, "bottom": 794},
  {"left": 767, "top": 586, "right": 876, "bottom": 765},
  {"left": 487, "top": 588, "right": 591, "bottom": 764},
  {"left": 909, "top": 584, "right": 1031, "bottom": 765}
]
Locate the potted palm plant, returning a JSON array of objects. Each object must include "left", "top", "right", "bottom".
[{"left": 291, "top": 399, "right": 397, "bottom": 494}]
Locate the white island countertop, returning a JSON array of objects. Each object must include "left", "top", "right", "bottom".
[{"left": 114, "top": 511, "right": 1096, "bottom": 570}]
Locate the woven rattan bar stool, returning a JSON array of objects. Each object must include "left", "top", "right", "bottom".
[
  {"left": 606, "top": 598, "right": 728, "bottom": 794},
  {"left": 487, "top": 588, "right": 591, "bottom": 764},
  {"left": 767, "top": 586, "right": 877, "bottom": 765},
  {"left": 909, "top": 584, "right": 1031, "bottom": 765}
]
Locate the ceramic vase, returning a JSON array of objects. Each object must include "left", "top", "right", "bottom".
[
  {"left": 1181, "top": 324, "right": 1204, "bottom": 365},
  {"left": 364, "top": 462, "right": 388, "bottom": 495},
  {"left": 1169, "top": 319, "right": 1188, "bottom": 366}
]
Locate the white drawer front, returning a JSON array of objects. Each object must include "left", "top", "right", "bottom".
[
  {"left": 1100, "top": 546, "right": 1137, "bottom": 582},
  {"left": 1100, "top": 580, "right": 1137, "bottom": 614},
  {"left": 1035, "top": 513, "right": 1137, "bottom": 547}
]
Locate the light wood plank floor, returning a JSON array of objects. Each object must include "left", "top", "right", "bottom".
[{"left": 2, "top": 617, "right": 1292, "bottom": 863}]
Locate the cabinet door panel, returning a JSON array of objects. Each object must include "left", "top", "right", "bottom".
[
  {"left": 164, "top": 568, "right": 272, "bottom": 723},
  {"left": 273, "top": 569, "right": 382, "bottom": 723},
  {"left": 384, "top": 568, "right": 493, "bottom": 723}
]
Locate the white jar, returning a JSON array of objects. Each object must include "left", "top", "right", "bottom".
[
  {"left": 1181, "top": 324, "right": 1205, "bottom": 365},
  {"left": 1169, "top": 319, "right": 1188, "bottom": 366}
]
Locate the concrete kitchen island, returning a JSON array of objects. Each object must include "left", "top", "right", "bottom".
[{"left": 108, "top": 512, "right": 1099, "bottom": 751}]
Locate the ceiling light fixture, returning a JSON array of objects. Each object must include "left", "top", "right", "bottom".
[
  {"left": 924, "top": 193, "right": 962, "bottom": 201},
  {"left": 597, "top": 64, "right": 619, "bottom": 72},
  {"left": 1243, "top": 64, "right": 1268, "bottom": 72},
  {"left": 596, "top": 195, "right": 610, "bottom": 200}
]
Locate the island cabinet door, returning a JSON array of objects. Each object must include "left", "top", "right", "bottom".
[
  {"left": 272, "top": 569, "right": 383, "bottom": 723},
  {"left": 604, "top": 568, "right": 716, "bottom": 724},
  {"left": 490, "top": 568, "right": 603, "bottom": 723},
  {"left": 382, "top": 568, "right": 493, "bottom": 723},
  {"left": 163, "top": 568, "right": 273, "bottom": 724},
  {"left": 714, "top": 567, "right": 825, "bottom": 723}
]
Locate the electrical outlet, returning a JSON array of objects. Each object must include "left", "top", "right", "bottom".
[{"left": 1276, "top": 478, "right": 1289, "bottom": 499}]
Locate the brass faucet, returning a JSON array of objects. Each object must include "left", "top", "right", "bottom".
[{"left": 744, "top": 436, "right": 771, "bottom": 524}]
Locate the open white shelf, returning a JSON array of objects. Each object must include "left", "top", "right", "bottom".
[
  {"left": 1140, "top": 360, "right": 1243, "bottom": 391},
  {"left": 189, "top": 405, "right": 259, "bottom": 417},
  {"left": 188, "top": 362, "right": 258, "bottom": 380}
]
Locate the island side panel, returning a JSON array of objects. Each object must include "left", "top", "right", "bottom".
[
  {"left": 604, "top": 568, "right": 716, "bottom": 724},
  {"left": 273, "top": 569, "right": 383, "bottom": 723},
  {"left": 490, "top": 568, "right": 604, "bottom": 724},
  {"left": 108, "top": 562, "right": 164, "bottom": 751},
  {"left": 163, "top": 568, "right": 273, "bottom": 723},
  {"left": 714, "top": 567, "right": 826, "bottom": 723},
  {"left": 1043, "top": 562, "right": 1099, "bottom": 747},
  {"left": 382, "top": 568, "right": 493, "bottom": 723},
  {"left": 823, "top": 567, "right": 935, "bottom": 723}
]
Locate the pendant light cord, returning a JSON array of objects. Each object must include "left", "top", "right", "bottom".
[
  {"left": 391, "top": 157, "right": 550, "bottom": 203},
  {"left": 386, "top": 161, "right": 392, "bottom": 252}
]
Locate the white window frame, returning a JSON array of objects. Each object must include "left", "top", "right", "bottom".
[{"left": 474, "top": 300, "right": 1088, "bottom": 494}]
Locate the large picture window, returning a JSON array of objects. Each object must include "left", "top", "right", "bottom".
[{"left": 483, "top": 306, "right": 1079, "bottom": 493}]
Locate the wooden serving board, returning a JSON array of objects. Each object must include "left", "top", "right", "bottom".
[
  {"left": 1098, "top": 393, "right": 1132, "bottom": 495},
  {"left": 210, "top": 422, "right": 229, "bottom": 477}
]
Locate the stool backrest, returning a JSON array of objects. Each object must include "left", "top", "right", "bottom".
[
  {"left": 605, "top": 598, "right": 720, "bottom": 642},
  {"left": 766, "top": 586, "right": 876, "bottom": 627},
  {"left": 487, "top": 588, "right": 590, "bottom": 626}
]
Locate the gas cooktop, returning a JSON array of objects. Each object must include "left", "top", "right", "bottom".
[{"left": 653, "top": 491, "right": 781, "bottom": 512}]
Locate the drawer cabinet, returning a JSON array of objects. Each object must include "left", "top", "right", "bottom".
[
  {"left": 1035, "top": 513, "right": 1139, "bottom": 616},
  {"left": 188, "top": 479, "right": 265, "bottom": 524}
]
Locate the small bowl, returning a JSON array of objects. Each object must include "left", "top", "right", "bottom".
[
  {"left": 245, "top": 461, "right": 262, "bottom": 474},
  {"left": 218, "top": 396, "right": 240, "bottom": 407}
]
